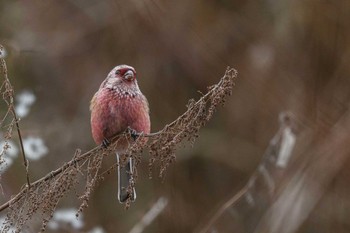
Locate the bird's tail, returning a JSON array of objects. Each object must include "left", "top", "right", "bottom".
[{"left": 116, "top": 153, "right": 136, "bottom": 203}]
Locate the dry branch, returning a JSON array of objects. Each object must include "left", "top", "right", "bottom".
[
  {"left": 0, "top": 53, "right": 31, "bottom": 187},
  {"left": 0, "top": 49, "right": 238, "bottom": 232}
]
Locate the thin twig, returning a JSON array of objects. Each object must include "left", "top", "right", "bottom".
[
  {"left": 197, "top": 186, "right": 248, "bottom": 233},
  {"left": 0, "top": 51, "right": 31, "bottom": 187},
  {"left": 12, "top": 108, "right": 31, "bottom": 187}
]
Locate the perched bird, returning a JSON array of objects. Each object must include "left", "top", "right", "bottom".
[{"left": 90, "top": 65, "right": 150, "bottom": 203}]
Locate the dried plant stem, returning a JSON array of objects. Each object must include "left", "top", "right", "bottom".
[
  {"left": 139, "top": 74, "right": 230, "bottom": 137},
  {"left": 12, "top": 107, "right": 31, "bottom": 187},
  {"left": 0, "top": 49, "right": 31, "bottom": 187},
  {"left": 0, "top": 146, "right": 100, "bottom": 212}
]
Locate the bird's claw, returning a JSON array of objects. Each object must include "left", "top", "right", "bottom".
[
  {"left": 127, "top": 127, "right": 139, "bottom": 141},
  {"left": 102, "top": 138, "right": 110, "bottom": 148}
]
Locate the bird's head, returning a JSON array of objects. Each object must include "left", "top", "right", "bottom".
[{"left": 101, "top": 65, "right": 137, "bottom": 89}]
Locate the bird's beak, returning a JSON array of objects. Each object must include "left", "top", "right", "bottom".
[{"left": 123, "top": 70, "right": 135, "bottom": 81}]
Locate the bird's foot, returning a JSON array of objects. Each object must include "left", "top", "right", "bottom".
[
  {"left": 102, "top": 138, "right": 110, "bottom": 148},
  {"left": 127, "top": 127, "right": 139, "bottom": 141}
]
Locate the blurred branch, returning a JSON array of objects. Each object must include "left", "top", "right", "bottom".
[
  {"left": 197, "top": 113, "right": 299, "bottom": 233},
  {"left": 254, "top": 112, "right": 350, "bottom": 233},
  {"left": 198, "top": 186, "right": 248, "bottom": 233},
  {"left": 197, "top": 108, "right": 350, "bottom": 233},
  {"left": 129, "top": 197, "right": 168, "bottom": 233},
  {"left": 0, "top": 53, "right": 238, "bottom": 232}
]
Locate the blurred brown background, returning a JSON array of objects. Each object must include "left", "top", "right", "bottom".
[{"left": 1, "top": 0, "right": 350, "bottom": 232}]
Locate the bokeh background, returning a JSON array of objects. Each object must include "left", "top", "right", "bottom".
[{"left": 1, "top": 0, "right": 350, "bottom": 232}]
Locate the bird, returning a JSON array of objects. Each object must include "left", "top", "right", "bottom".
[{"left": 90, "top": 64, "right": 150, "bottom": 203}]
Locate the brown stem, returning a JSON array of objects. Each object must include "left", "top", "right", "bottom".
[
  {"left": 12, "top": 106, "right": 31, "bottom": 187},
  {"left": 0, "top": 52, "right": 31, "bottom": 187}
]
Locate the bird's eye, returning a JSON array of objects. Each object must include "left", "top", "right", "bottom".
[{"left": 115, "top": 70, "right": 121, "bottom": 75}]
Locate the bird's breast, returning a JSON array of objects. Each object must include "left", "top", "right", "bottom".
[{"left": 90, "top": 88, "right": 150, "bottom": 145}]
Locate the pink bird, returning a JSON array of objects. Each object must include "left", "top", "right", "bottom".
[{"left": 90, "top": 65, "right": 150, "bottom": 203}]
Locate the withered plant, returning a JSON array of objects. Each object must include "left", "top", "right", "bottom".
[{"left": 0, "top": 44, "right": 238, "bottom": 232}]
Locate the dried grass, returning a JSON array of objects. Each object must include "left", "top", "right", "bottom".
[{"left": 0, "top": 45, "right": 238, "bottom": 232}]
